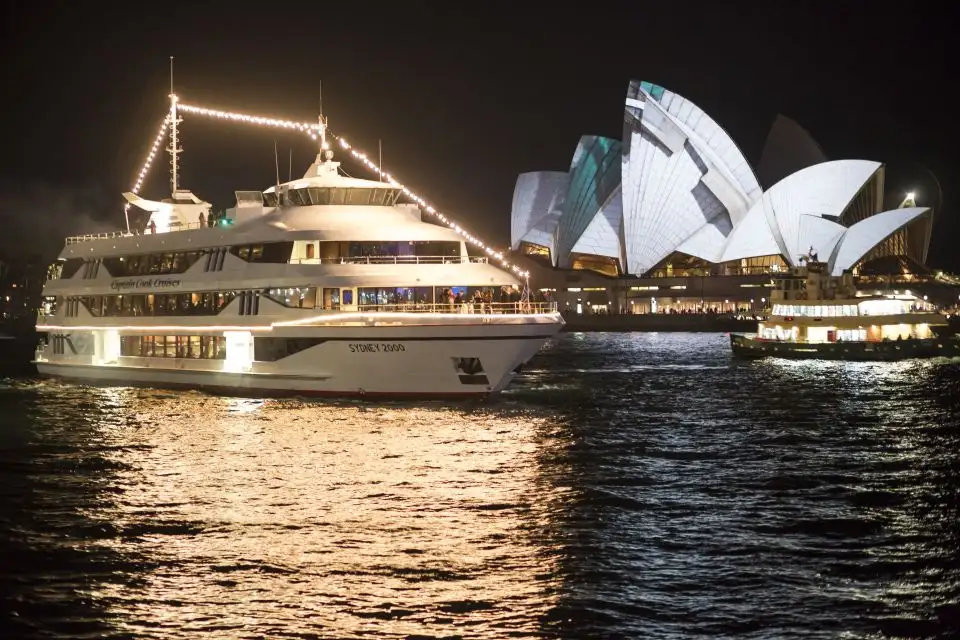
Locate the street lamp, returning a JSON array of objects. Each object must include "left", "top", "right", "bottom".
[{"left": 907, "top": 160, "right": 944, "bottom": 214}]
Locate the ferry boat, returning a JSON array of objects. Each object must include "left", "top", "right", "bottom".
[
  {"left": 34, "top": 116, "right": 564, "bottom": 398},
  {"left": 730, "top": 255, "right": 960, "bottom": 361}
]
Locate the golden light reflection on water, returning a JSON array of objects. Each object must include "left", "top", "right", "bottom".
[
  {"left": 11, "top": 334, "right": 960, "bottom": 638},
  {"left": 87, "top": 389, "right": 560, "bottom": 638}
]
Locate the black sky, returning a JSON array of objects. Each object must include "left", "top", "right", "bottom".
[{"left": 1, "top": 1, "right": 955, "bottom": 268}]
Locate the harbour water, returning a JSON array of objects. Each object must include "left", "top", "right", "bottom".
[{"left": 2, "top": 332, "right": 959, "bottom": 638}]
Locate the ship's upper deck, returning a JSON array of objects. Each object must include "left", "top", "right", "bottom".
[{"left": 62, "top": 151, "right": 465, "bottom": 256}]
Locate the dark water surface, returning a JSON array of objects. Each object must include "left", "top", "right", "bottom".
[{"left": 2, "top": 333, "right": 959, "bottom": 639}]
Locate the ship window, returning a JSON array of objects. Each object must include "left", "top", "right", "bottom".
[
  {"left": 264, "top": 287, "right": 317, "bottom": 308},
  {"left": 81, "top": 291, "right": 239, "bottom": 317},
  {"left": 283, "top": 187, "right": 403, "bottom": 206},
  {"left": 102, "top": 250, "right": 204, "bottom": 277},
  {"left": 121, "top": 335, "right": 226, "bottom": 359},
  {"left": 263, "top": 192, "right": 278, "bottom": 207},
  {"left": 345, "top": 189, "right": 369, "bottom": 205},
  {"left": 315, "top": 241, "right": 461, "bottom": 261},
  {"left": 307, "top": 187, "right": 329, "bottom": 205},
  {"left": 322, "top": 288, "right": 340, "bottom": 310},
  {"left": 289, "top": 189, "right": 307, "bottom": 206},
  {"left": 229, "top": 242, "right": 293, "bottom": 263},
  {"left": 357, "top": 287, "right": 434, "bottom": 306}
]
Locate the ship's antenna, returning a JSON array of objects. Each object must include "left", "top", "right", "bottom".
[
  {"left": 167, "top": 56, "right": 182, "bottom": 196},
  {"left": 317, "top": 82, "right": 331, "bottom": 160},
  {"left": 379, "top": 139, "right": 383, "bottom": 183},
  {"left": 288, "top": 148, "right": 293, "bottom": 182},
  {"left": 318, "top": 113, "right": 328, "bottom": 155},
  {"left": 274, "top": 140, "right": 281, "bottom": 205}
]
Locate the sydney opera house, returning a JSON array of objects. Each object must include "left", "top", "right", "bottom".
[{"left": 510, "top": 80, "right": 936, "bottom": 314}]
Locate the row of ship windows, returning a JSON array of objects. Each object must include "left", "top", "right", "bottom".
[
  {"left": 772, "top": 304, "right": 859, "bottom": 317},
  {"left": 58, "top": 241, "right": 462, "bottom": 279},
  {"left": 117, "top": 335, "right": 322, "bottom": 362},
  {"left": 55, "top": 285, "right": 520, "bottom": 318},
  {"left": 61, "top": 291, "right": 276, "bottom": 317},
  {"left": 263, "top": 186, "right": 402, "bottom": 208},
  {"left": 120, "top": 335, "right": 226, "bottom": 359},
  {"left": 62, "top": 243, "right": 292, "bottom": 279}
]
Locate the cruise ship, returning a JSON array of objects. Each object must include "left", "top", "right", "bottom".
[{"left": 34, "top": 117, "right": 564, "bottom": 397}]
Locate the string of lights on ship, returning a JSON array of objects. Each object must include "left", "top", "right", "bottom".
[{"left": 124, "top": 96, "right": 531, "bottom": 280}]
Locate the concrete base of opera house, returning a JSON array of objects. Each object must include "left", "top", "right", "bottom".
[
  {"left": 514, "top": 253, "right": 960, "bottom": 322},
  {"left": 560, "top": 313, "right": 759, "bottom": 333}
]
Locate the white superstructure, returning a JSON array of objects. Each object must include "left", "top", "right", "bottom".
[{"left": 35, "top": 116, "right": 564, "bottom": 398}]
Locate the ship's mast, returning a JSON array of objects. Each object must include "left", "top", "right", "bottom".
[
  {"left": 318, "top": 81, "right": 332, "bottom": 162},
  {"left": 167, "top": 56, "right": 182, "bottom": 195}
]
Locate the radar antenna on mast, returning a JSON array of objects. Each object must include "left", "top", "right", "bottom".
[{"left": 167, "top": 56, "right": 182, "bottom": 196}]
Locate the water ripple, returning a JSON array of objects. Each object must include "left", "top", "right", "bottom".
[{"left": 1, "top": 332, "right": 959, "bottom": 638}]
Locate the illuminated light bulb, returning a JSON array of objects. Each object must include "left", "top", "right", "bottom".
[
  {"left": 170, "top": 99, "right": 529, "bottom": 278},
  {"left": 178, "top": 103, "right": 321, "bottom": 132},
  {"left": 124, "top": 116, "right": 171, "bottom": 214}
]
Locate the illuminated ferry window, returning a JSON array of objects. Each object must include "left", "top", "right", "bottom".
[
  {"left": 79, "top": 292, "right": 238, "bottom": 317},
  {"left": 313, "top": 241, "right": 460, "bottom": 261},
  {"left": 265, "top": 287, "right": 318, "bottom": 309},
  {"left": 102, "top": 251, "right": 205, "bottom": 277},
  {"left": 120, "top": 335, "right": 225, "bottom": 359},
  {"left": 279, "top": 187, "right": 403, "bottom": 207},
  {"left": 229, "top": 242, "right": 293, "bottom": 263}
]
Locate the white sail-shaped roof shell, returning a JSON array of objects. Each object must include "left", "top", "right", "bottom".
[
  {"left": 675, "top": 214, "right": 734, "bottom": 263},
  {"left": 641, "top": 83, "right": 762, "bottom": 225},
  {"left": 510, "top": 171, "right": 568, "bottom": 256},
  {"left": 719, "top": 159, "right": 883, "bottom": 266},
  {"left": 555, "top": 136, "right": 622, "bottom": 267},
  {"left": 621, "top": 81, "right": 762, "bottom": 275},
  {"left": 829, "top": 207, "right": 931, "bottom": 275},
  {"left": 796, "top": 215, "right": 846, "bottom": 260},
  {"left": 570, "top": 186, "right": 623, "bottom": 259}
]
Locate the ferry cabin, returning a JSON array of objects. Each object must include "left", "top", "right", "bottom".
[{"left": 757, "top": 261, "right": 939, "bottom": 343}]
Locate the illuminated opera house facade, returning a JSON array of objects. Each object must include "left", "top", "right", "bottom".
[{"left": 511, "top": 80, "right": 935, "bottom": 314}]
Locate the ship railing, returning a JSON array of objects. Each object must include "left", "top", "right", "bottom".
[
  {"left": 353, "top": 301, "right": 558, "bottom": 314},
  {"left": 65, "top": 222, "right": 211, "bottom": 244},
  {"left": 289, "top": 255, "right": 489, "bottom": 265},
  {"left": 65, "top": 230, "right": 134, "bottom": 245},
  {"left": 164, "top": 221, "right": 208, "bottom": 232}
]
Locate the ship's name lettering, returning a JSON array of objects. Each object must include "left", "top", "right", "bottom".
[
  {"left": 110, "top": 278, "right": 182, "bottom": 291},
  {"left": 348, "top": 343, "right": 406, "bottom": 353}
]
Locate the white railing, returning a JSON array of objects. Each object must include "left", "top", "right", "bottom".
[
  {"left": 65, "top": 222, "right": 210, "bottom": 244},
  {"left": 289, "top": 255, "right": 489, "bottom": 265},
  {"left": 65, "top": 230, "right": 134, "bottom": 245},
  {"left": 352, "top": 301, "right": 557, "bottom": 314},
  {"left": 165, "top": 222, "right": 208, "bottom": 232}
]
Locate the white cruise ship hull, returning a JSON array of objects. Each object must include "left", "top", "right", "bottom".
[{"left": 35, "top": 316, "right": 562, "bottom": 398}]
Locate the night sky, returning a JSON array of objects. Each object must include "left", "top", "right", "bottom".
[{"left": 1, "top": 2, "right": 955, "bottom": 269}]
